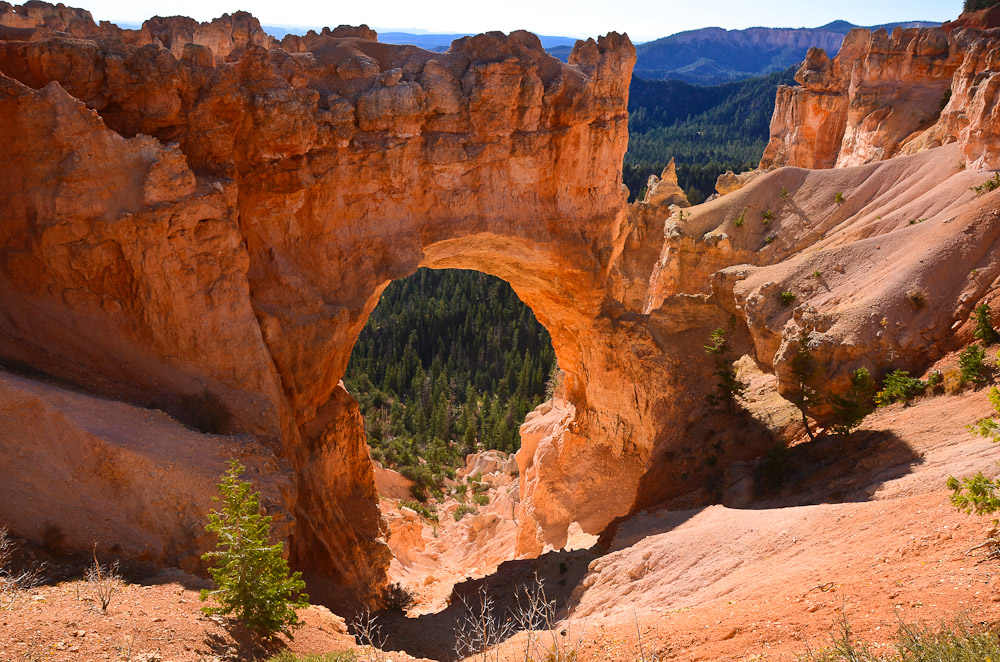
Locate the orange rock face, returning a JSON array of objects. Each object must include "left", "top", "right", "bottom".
[
  {"left": 761, "top": 26, "right": 1000, "bottom": 171},
  {"left": 0, "top": 1, "right": 644, "bottom": 609}
]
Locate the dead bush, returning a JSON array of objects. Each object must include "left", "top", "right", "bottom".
[
  {"left": 0, "top": 527, "right": 43, "bottom": 610},
  {"left": 349, "top": 610, "right": 388, "bottom": 662},
  {"left": 453, "top": 586, "right": 513, "bottom": 662},
  {"left": 83, "top": 550, "right": 123, "bottom": 612},
  {"left": 943, "top": 368, "right": 964, "bottom": 394},
  {"left": 511, "top": 574, "right": 587, "bottom": 662}
]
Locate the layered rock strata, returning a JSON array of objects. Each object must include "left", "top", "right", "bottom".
[
  {"left": 761, "top": 25, "right": 1000, "bottom": 171},
  {"left": 0, "top": 1, "right": 645, "bottom": 608}
]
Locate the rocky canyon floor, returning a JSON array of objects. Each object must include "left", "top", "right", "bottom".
[{"left": 5, "top": 349, "right": 1000, "bottom": 662}]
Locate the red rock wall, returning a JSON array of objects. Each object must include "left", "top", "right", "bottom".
[
  {"left": 761, "top": 26, "right": 1000, "bottom": 171},
  {"left": 0, "top": 1, "right": 643, "bottom": 610}
]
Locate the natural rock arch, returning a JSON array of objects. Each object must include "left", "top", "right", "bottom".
[
  {"left": 9, "top": 3, "right": 996, "bottom": 613},
  {"left": 1, "top": 6, "right": 714, "bottom": 610}
]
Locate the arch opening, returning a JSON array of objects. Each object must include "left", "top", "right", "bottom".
[{"left": 344, "top": 266, "right": 570, "bottom": 612}]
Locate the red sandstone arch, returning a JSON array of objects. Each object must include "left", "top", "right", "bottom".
[
  {"left": 7, "top": 4, "right": 998, "bottom": 613},
  {"left": 0, "top": 7, "right": 700, "bottom": 610}
]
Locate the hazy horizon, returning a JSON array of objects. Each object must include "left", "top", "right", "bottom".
[{"left": 66, "top": 0, "right": 959, "bottom": 44}]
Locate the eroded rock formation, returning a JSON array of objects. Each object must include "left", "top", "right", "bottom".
[
  {"left": 0, "top": 1, "right": 645, "bottom": 609},
  {"left": 3, "top": 1, "right": 1000, "bottom": 615},
  {"left": 761, "top": 25, "right": 1000, "bottom": 171},
  {"left": 0, "top": 370, "right": 293, "bottom": 568}
]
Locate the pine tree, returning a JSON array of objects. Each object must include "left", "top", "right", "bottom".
[
  {"left": 790, "top": 331, "right": 822, "bottom": 441},
  {"left": 200, "top": 460, "right": 308, "bottom": 639}
]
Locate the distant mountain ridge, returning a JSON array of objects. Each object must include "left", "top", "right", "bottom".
[
  {"left": 262, "top": 25, "right": 577, "bottom": 51},
  {"left": 260, "top": 20, "right": 939, "bottom": 85},
  {"left": 634, "top": 20, "right": 940, "bottom": 84}
]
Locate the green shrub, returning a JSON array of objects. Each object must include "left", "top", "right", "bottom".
[
  {"left": 959, "top": 344, "right": 988, "bottom": 385},
  {"left": 949, "top": 387, "right": 1000, "bottom": 516},
  {"left": 828, "top": 367, "right": 876, "bottom": 435},
  {"left": 400, "top": 464, "right": 436, "bottom": 502},
  {"left": 968, "top": 386, "right": 1000, "bottom": 443},
  {"left": 453, "top": 504, "right": 477, "bottom": 521},
  {"left": 894, "top": 620, "right": 1000, "bottom": 661},
  {"left": 874, "top": 371, "right": 926, "bottom": 407},
  {"left": 473, "top": 493, "right": 490, "bottom": 506},
  {"left": 761, "top": 209, "right": 773, "bottom": 221},
  {"left": 734, "top": 208, "right": 746, "bottom": 228},
  {"left": 949, "top": 472, "right": 1000, "bottom": 516},
  {"left": 800, "top": 612, "right": 1000, "bottom": 661},
  {"left": 971, "top": 172, "right": 1000, "bottom": 196},
  {"left": 779, "top": 291, "right": 796, "bottom": 306},
  {"left": 973, "top": 303, "right": 998, "bottom": 345},
  {"left": 780, "top": 186, "right": 789, "bottom": 200},
  {"left": 834, "top": 191, "right": 845, "bottom": 204},
  {"left": 399, "top": 500, "right": 438, "bottom": 521},
  {"left": 201, "top": 460, "right": 309, "bottom": 639}
]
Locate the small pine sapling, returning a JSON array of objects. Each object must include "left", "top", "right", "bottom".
[
  {"left": 959, "top": 344, "right": 988, "bottom": 386},
  {"left": 874, "top": 370, "right": 926, "bottom": 407},
  {"left": 201, "top": 460, "right": 309, "bottom": 639},
  {"left": 828, "top": 367, "right": 876, "bottom": 435},
  {"left": 971, "top": 172, "right": 1000, "bottom": 196},
  {"left": 733, "top": 208, "right": 746, "bottom": 228},
  {"left": 790, "top": 331, "right": 822, "bottom": 441},
  {"left": 973, "top": 303, "right": 998, "bottom": 345},
  {"left": 703, "top": 322, "right": 747, "bottom": 411}
]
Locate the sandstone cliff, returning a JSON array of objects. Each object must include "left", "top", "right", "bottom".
[
  {"left": 760, "top": 25, "right": 1000, "bottom": 171},
  {"left": 0, "top": 0, "right": 637, "bottom": 609}
]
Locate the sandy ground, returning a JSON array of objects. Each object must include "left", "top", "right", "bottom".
[
  {"left": 0, "top": 567, "right": 363, "bottom": 662},
  {"left": 364, "top": 359, "right": 1000, "bottom": 661},
  {"left": 5, "top": 354, "right": 1000, "bottom": 661}
]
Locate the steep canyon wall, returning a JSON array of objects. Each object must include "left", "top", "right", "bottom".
[{"left": 761, "top": 24, "right": 1000, "bottom": 171}]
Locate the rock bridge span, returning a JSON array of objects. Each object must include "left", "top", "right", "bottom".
[{"left": 0, "top": 4, "right": 727, "bottom": 610}]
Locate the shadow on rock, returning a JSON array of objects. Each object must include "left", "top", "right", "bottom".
[
  {"left": 746, "top": 428, "right": 923, "bottom": 508},
  {"left": 359, "top": 546, "right": 598, "bottom": 661}
]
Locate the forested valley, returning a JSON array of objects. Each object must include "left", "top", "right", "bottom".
[
  {"left": 344, "top": 269, "right": 556, "bottom": 498},
  {"left": 624, "top": 66, "right": 796, "bottom": 203}
]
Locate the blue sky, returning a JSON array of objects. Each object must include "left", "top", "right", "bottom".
[{"left": 76, "top": 0, "right": 961, "bottom": 43}]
